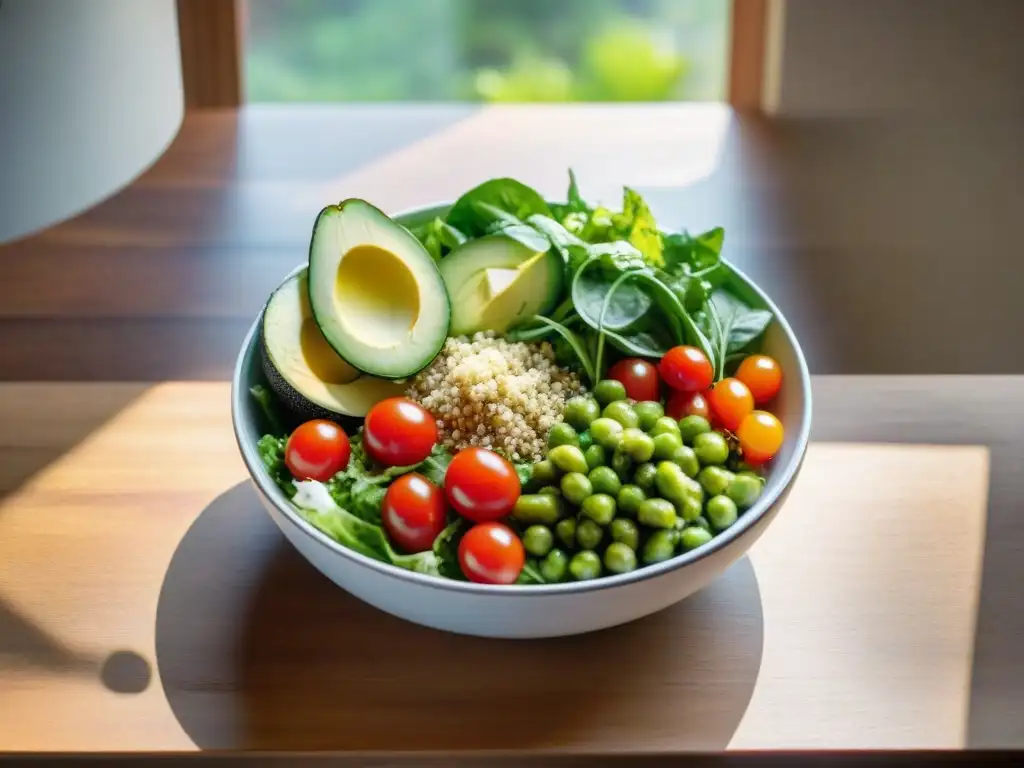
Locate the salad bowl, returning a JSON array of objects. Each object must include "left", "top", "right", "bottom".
[{"left": 231, "top": 202, "right": 812, "bottom": 639}]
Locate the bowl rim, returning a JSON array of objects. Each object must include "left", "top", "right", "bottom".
[{"left": 231, "top": 201, "right": 813, "bottom": 596}]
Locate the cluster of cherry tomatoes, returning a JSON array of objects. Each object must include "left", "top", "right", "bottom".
[
  {"left": 283, "top": 397, "right": 527, "bottom": 585},
  {"left": 606, "top": 348, "right": 785, "bottom": 465}
]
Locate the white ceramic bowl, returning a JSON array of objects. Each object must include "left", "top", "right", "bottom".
[{"left": 231, "top": 203, "right": 812, "bottom": 638}]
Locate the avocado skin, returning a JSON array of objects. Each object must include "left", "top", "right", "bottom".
[{"left": 257, "top": 324, "right": 362, "bottom": 434}]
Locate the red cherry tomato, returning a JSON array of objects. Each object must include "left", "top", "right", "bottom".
[
  {"left": 708, "top": 378, "right": 754, "bottom": 432},
  {"left": 458, "top": 522, "right": 525, "bottom": 585},
  {"left": 381, "top": 473, "right": 447, "bottom": 553},
  {"left": 607, "top": 358, "right": 661, "bottom": 402},
  {"left": 737, "top": 410, "right": 784, "bottom": 464},
  {"left": 666, "top": 388, "right": 711, "bottom": 421},
  {"left": 736, "top": 354, "right": 783, "bottom": 405},
  {"left": 363, "top": 397, "right": 438, "bottom": 467},
  {"left": 284, "top": 419, "right": 351, "bottom": 482},
  {"left": 444, "top": 447, "right": 521, "bottom": 522},
  {"left": 659, "top": 345, "right": 713, "bottom": 393}
]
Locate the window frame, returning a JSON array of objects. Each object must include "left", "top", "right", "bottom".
[{"left": 177, "top": 0, "right": 771, "bottom": 110}]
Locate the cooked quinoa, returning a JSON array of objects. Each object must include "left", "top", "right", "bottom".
[{"left": 407, "top": 332, "right": 585, "bottom": 462}]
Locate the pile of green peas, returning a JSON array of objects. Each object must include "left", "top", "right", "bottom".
[{"left": 512, "top": 378, "right": 766, "bottom": 582}]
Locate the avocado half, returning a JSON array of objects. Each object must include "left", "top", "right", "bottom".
[
  {"left": 261, "top": 269, "right": 406, "bottom": 420},
  {"left": 307, "top": 199, "right": 451, "bottom": 379}
]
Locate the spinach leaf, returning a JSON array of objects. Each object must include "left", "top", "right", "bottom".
[
  {"left": 526, "top": 214, "right": 586, "bottom": 260},
  {"left": 706, "top": 290, "right": 773, "bottom": 379},
  {"left": 433, "top": 519, "right": 469, "bottom": 581},
  {"left": 446, "top": 178, "right": 551, "bottom": 236},
  {"left": 513, "top": 314, "right": 597, "bottom": 385},
  {"left": 487, "top": 220, "right": 552, "bottom": 253},
  {"left": 517, "top": 560, "right": 547, "bottom": 585},
  {"left": 572, "top": 256, "right": 651, "bottom": 332},
  {"left": 662, "top": 227, "right": 725, "bottom": 274},
  {"left": 566, "top": 168, "right": 587, "bottom": 212},
  {"left": 411, "top": 217, "right": 468, "bottom": 261},
  {"left": 250, "top": 385, "right": 285, "bottom": 436}
]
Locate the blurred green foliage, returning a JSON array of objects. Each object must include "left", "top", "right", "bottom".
[{"left": 245, "top": 0, "right": 729, "bottom": 103}]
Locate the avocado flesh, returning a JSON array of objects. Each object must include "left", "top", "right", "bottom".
[
  {"left": 262, "top": 270, "right": 405, "bottom": 419},
  {"left": 439, "top": 235, "right": 563, "bottom": 335},
  {"left": 307, "top": 199, "right": 450, "bottom": 379}
]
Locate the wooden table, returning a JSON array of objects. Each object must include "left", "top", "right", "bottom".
[{"left": 1, "top": 105, "right": 1022, "bottom": 755}]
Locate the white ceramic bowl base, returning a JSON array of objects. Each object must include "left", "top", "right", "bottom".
[{"left": 232, "top": 205, "right": 812, "bottom": 639}]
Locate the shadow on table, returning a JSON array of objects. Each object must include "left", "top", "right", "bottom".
[{"left": 156, "top": 482, "right": 765, "bottom": 751}]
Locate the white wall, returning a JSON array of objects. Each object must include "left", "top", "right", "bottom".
[
  {"left": 770, "top": 0, "right": 1024, "bottom": 116},
  {"left": 0, "top": 0, "right": 184, "bottom": 243}
]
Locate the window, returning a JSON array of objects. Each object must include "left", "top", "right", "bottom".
[{"left": 243, "top": 0, "right": 732, "bottom": 104}]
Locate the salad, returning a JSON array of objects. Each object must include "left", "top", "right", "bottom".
[{"left": 251, "top": 171, "right": 786, "bottom": 585}]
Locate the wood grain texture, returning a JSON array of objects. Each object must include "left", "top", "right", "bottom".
[
  {"left": 0, "top": 381, "right": 988, "bottom": 752},
  {"left": 176, "top": 0, "right": 242, "bottom": 108},
  {"left": 729, "top": 0, "right": 770, "bottom": 110}
]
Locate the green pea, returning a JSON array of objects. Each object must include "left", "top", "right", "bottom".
[
  {"left": 589, "top": 417, "right": 624, "bottom": 450},
  {"left": 604, "top": 542, "right": 638, "bottom": 574},
  {"left": 588, "top": 466, "right": 621, "bottom": 496},
  {"left": 650, "top": 416, "right": 682, "bottom": 438},
  {"left": 539, "top": 548, "right": 570, "bottom": 582},
  {"left": 555, "top": 518, "right": 577, "bottom": 550},
  {"left": 654, "top": 461, "right": 691, "bottom": 504},
  {"left": 693, "top": 431, "right": 730, "bottom": 466},
  {"left": 560, "top": 472, "right": 593, "bottom": 506},
  {"left": 678, "top": 414, "right": 712, "bottom": 443},
  {"left": 538, "top": 485, "right": 561, "bottom": 496},
  {"left": 512, "top": 494, "right": 564, "bottom": 525},
  {"left": 620, "top": 427, "right": 655, "bottom": 462},
  {"left": 564, "top": 395, "right": 601, "bottom": 432},
  {"left": 706, "top": 495, "right": 739, "bottom": 531},
  {"left": 531, "top": 459, "right": 558, "bottom": 486},
  {"left": 584, "top": 444, "right": 607, "bottom": 471},
  {"left": 680, "top": 526, "right": 713, "bottom": 551},
  {"left": 698, "top": 466, "right": 735, "bottom": 497},
  {"left": 611, "top": 450, "right": 634, "bottom": 482},
  {"left": 633, "top": 462, "right": 658, "bottom": 492},
  {"left": 638, "top": 498, "right": 678, "bottom": 529},
  {"left": 652, "top": 431, "right": 684, "bottom": 461},
  {"left": 523, "top": 525, "right": 555, "bottom": 557},
  {"left": 641, "top": 529, "right": 679, "bottom": 564},
  {"left": 616, "top": 484, "right": 646, "bottom": 518},
  {"left": 593, "top": 379, "right": 627, "bottom": 407},
  {"left": 548, "top": 422, "right": 579, "bottom": 449},
  {"left": 670, "top": 444, "right": 700, "bottom": 478},
  {"left": 549, "top": 444, "right": 589, "bottom": 475},
  {"left": 581, "top": 493, "right": 617, "bottom": 525},
  {"left": 679, "top": 494, "right": 704, "bottom": 522},
  {"left": 634, "top": 401, "right": 665, "bottom": 431},
  {"left": 575, "top": 518, "right": 604, "bottom": 550},
  {"left": 728, "top": 472, "right": 764, "bottom": 509},
  {"left": 690, "top": 515, "right": 711, "bottom": 531},
  {"left": 609, "top": 518, "right": 640, "bottom": 550},
  {"left": 603, "top": 400, "right": 640, "bottom": 429},
  {"left": 569, "top": 550, "right": 603, "bottom": 581},
  {"left": 577, "top": 430, "right": 593, "bottom": 452}
]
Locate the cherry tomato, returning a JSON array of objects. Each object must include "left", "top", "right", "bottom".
[
  {"left": 363, "top": 397, "right": 438, "bottom": 467},
  {"left": 666, "top": 388, "right": 711, "bottom": 421},
  {"left": 607, "top": 358, "right": 661, "bottom": 402},
  {"left": 445, "top": 447, "right": 521, "bottom": 522},
  {"left": 737, "top": 410, "right": 784, "bottom": 464},
  {"left": 708, "top": 378, "right": 754, "bottom": 432},
  {"left": 381, "top": 473, "right": 447, "bottom": 553},
  {"left": 659, "top": 345, "right": 713, "bottom": 393},
  {"left": 458, "top": 522, "right": 525, "bottom": 585},
  {"left": 736, "top": 354, "right": 783, "bottom": 405},
  {"left": 284, "top": 419, "right": 351, "bottom": 482}
]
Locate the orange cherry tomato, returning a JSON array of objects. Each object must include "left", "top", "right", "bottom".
[
  {"left": 382, "top": 473, "right": 448, "bottom": 553},
  {"left": 284, "top": 419, "right": 351, "bottom": 481},
  {"left": 458, "top": 522, "right": 525, "bottom": 585},
  {"left": 737, "top": 410, "right": 784, "bottom": 464},
  {"left": 736, "top": 354, "right": 783, "bottom": 405},
  {"left": 666, "top": 388, "right": 711, "bottom": 421},
  {"left": 659, "top": 345, "right": 713, "bottom": 393},
  {"left": 708, "top": 378, "right": 754, "bottom": 432}
]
